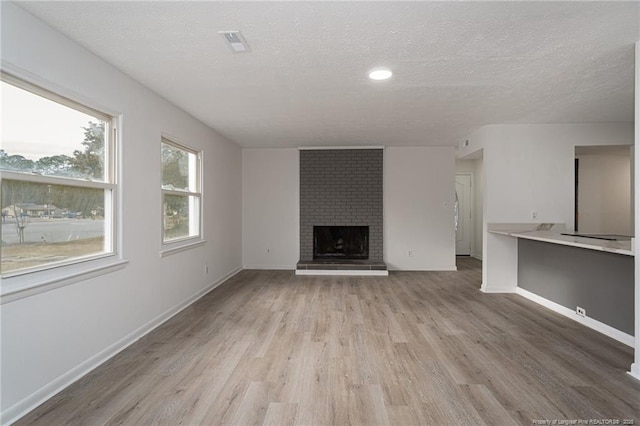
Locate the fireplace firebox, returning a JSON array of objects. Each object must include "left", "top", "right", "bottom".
[{"left": 313, "top": 226, "right": 369, "bottom": 260}]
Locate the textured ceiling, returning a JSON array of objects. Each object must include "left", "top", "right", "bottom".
[{"left": 15, "top": 1, "right": 640, "bottom": 148}]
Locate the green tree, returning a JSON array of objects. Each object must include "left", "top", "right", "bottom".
[
  {"left": 35, "top": 154, "right": 74, "bottom": 176},
  {"left": 161, "top": 144, "right": 188, "bottom": 190},
  {"left": 161, "top": 144, "right": 190, "bottom": 230},
  {"left": 0, "top": 180, "right": 44, "bottom": 244},
  {"left": 0, "top": 151, "right": 35, "bottom": 172},
  {"left": 70, "top": 121, "right": 104, "bottom": 180}
]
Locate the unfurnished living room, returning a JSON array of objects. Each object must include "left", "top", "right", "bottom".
[{"left": 1, "top": 1, "right": 639, "bottom": 425}]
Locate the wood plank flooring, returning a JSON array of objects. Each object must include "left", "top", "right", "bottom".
[{"left": 17, "top": 258, "right": 639, "bottom": 425}]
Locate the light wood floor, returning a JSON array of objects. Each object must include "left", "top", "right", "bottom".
[{"left": 18, "top": 258, "right": 639, "bottom": 425}]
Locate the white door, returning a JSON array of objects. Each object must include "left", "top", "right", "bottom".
[{"left": 455, "top": 174, "right": 472, "bottom": 255}]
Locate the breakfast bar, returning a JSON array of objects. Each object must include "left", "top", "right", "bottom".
[{"left": 486, "top": 223, "right": 634, "bottom": 345}]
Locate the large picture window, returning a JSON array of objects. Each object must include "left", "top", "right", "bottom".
[
  {"left": 161, "top": 138, "right": 201, "bottom": 244},
  {"left": 0, "top": 73, "right": 116, "bottom": 276}
]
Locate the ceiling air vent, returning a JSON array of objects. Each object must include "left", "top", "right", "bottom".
[{"left": 219, "top": 31, "right": 251, "bottom": 53}]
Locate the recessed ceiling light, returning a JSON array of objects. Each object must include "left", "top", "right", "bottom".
[{"left": 369, "top": 68, "right": 392, "bottom": 81}]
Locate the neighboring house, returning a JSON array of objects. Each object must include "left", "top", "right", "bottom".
[
  {"left": 1, "top": 205, "right": 16, "bottom": 218},
  {"left": 24, "top": 204, "right": 58, "bottom": 217},
  {"left": 1, "top": 204, "right": 61, "bottom": 218}
]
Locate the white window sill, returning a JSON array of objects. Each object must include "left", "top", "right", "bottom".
[
  {"left": 1, "top": 256, "right": 129, "bottom": 304},
  {"left": 159, "top": 239, "right": 206, "bottom": 258}
]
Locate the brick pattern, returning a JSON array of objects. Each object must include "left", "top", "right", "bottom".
[{"left": 299, "top": 149, "right": 383, "bottom": 261}]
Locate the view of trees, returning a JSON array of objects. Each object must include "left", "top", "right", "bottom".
[
  {"left": 70, "top": 121, "right": 105, "bottom": 180},
  {"left": 1, "top": 121, "right": 106, "bottom": 232},
  {"left": 0, "top": 121, "right": 105, "bottom": 180},
  {"left": 161, "top": 142, "right": 189, "bottom": 190},
  {"left": 161, "top": 141, "right": 195, "bottom": 240},
  {"left": 2, "top": 123, "right": 197, "bottom": 247}
]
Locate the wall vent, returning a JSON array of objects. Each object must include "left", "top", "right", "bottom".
[{"left": 219, "top": 31, "right": 251, "bottom": 53}]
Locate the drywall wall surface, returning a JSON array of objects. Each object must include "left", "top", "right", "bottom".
[
  {"left": 242, "top": 149, "right": 299, "bottom": 268},
  {"left": 576, "top": 151, "right": 632, "bottom": 235},
  {"left": 632, "top": 40, "right": 640, "bottom": 381},
  {"left": 631, "top": 145, "right": 635, "bottom": 236},
  {"left": 455, "top": 159, "right": 475, "bottom": 174},
  {"left": 460, "top": 123, "right": 633, "bottom": 292},
  {"left": 385, "top": 147, "right": 456, "bottom": 270},
  {"left": 483, "top": 131, "right": 572, "bottom": 225},
  {"left": 243, "top": 147, "right": 456, "bottom": 270},
  {"left": 518, "top": 238, "right": 633, "bottom": 335},
  {"left": 1, "top": 3, "right": 242, "bottom": 421},
  {"left": 473, "top": 158, "right": 484, "bottom": 259}
]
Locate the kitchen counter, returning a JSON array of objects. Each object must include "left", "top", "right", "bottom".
[
  {"left": 488, "top": 223, "right": 633, "bottom": 256},
  {"left": 485, "top": 222, "right": 634, "bottom": 344}
]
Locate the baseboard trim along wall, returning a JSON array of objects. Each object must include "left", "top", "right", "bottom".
[
  {"left": 387, "top": 266, "right": 458, "bottom": 272},
  {"left": 3, "top": 267, "right": 242, "bottom": 425},
  {"left": 516, "top": 287, "right": 634, "bottom": 347},
  {"left": 629, "top": 363, "right": 640, "bottom": 381},
  {"left": 243, "top": 264, "right": 297, "bottom": 270},
  {"left": 480, "top": 287, "right": 517, "bottom": 294},
  {"left": 295, "top": 270, "right": 389, "bottom": 276}
]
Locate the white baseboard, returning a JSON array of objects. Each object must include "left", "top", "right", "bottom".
[
  {"left": 243, "top": 264, "right": 295, "bottom": 270},
  {"left": 2, "top": 267, "right": 242, "bottom": 425},
  {"left": 295, "top": 269, "right": 389, "bottom": 276},
  {"left": 515, "top": 287, "right": 634, "bottom": 347},
  {"left": 480, "top": 286, "right": 516, "bottom": 294},
  {"left": 472, "top": 254, "right": 483, "bottom": 261},
  {"left": 629, "top": 363, "right": 640, "bottom": 381},
  {"left": 387, "top": 266, "right": 458, "bottom": 272}
]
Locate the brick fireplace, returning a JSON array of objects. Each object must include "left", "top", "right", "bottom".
[{"left": 298, "top": 148, "right": 384, "bottom": 265}]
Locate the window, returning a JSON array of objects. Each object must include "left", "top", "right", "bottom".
[
  {"left": 0, "top": 73, "right": 117, "bottom": 277},
  {"left": 161, "top": 138, "right": 201, "bottom": 245}
]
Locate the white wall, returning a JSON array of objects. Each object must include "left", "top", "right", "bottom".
[
  {"left": 631, "top": 40, "right": 640, "bottom": 382},
  {"left": 473, "top": 158, "right": 484, "bottom": 259},
  {"left": 455, "top": 160, "right": 475, "bottom": 175},
  {"left": 1, "top": 3, "right": 242, "bottom": 422},
  {"left": 385, "top": 147, "right": 456, "bottom": 270},
  {"left": 577, "top": 151, "right": 632, "bottom": 235},
  {"left": 242, "top": 149, "right": 299, "bottom": 269},
  {"left": 241, "top": 147, "right": 456, "bottom": 271},
  {"left": 459, "top": 123, "right": 634, "bottom": 292},
  {"left": 461, "top": 124, "right": 633, "bottom": 226}
]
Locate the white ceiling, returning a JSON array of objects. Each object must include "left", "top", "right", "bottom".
[{"left": 15, "top": 1, "right": 640, "bottom": 148}]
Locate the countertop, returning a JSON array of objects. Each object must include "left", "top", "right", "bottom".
[{"left": 488, "top": 223, "right": 634, "bottom": 256}]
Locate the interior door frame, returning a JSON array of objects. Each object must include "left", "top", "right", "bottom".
[{"left": 455, "top": 172, "right": 474, "bottom": 256}]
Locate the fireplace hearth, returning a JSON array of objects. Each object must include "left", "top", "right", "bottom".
[{"left": 314, "top": 226, "right": 369, "bottom": 260}]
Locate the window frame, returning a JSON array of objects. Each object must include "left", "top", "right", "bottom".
[
  {"left": 160, "top": 136, "right": 203, "bottom": 254},
  {"left": 0, "top": 71, "right": 124, "bottom": 300}
]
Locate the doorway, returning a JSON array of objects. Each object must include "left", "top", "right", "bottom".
[
  {"left": 574, "top": 145, "right": 633, "bottom": 235},
  {"left": 455, "top": 173, "right": 472, "bottom": 256}
]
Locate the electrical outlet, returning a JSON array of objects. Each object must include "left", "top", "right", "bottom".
[
  {"left": 408, "top": 250, "right": 414, "bottom": 257},
  {"left": 204, "top": 264, "right": 209, "bottom": 275},
  {"left": 576, "top": 306, "right": 586, "bottom": 317},
  {"left": 266, "top": 248, "right": 270, "bottom": 254},
  {"left": 531, "top": 211, "right": 538, "bottom": 220}
]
